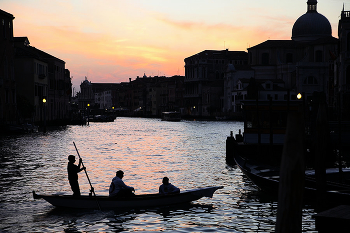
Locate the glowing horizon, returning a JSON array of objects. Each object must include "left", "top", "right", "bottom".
[{"left": 2, "top": 0, "right": 343, "bottom": 90}]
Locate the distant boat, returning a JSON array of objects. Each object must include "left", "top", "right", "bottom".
[
  {"left": 88, "top": 115, "right": 116, "bottom": 122},
  {"left": 162, "top": 112, "right": 181, "bottom": 121},
  {"left": 33, "top": 186, "right": 223, "bottom": 209}
]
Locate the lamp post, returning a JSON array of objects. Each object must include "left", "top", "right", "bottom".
[
  {"left": 87, "top": 103, "right": 90, "bottom": 125},
  {"left": 43, "top": 98, "right": 47, "bottom": 133}
]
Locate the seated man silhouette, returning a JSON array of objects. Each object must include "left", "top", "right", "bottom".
[
  {"left": 159, "top": 177, "right": 180, "bottom": 195},
  {"left": 109, "top": 170, "right": 135, "bottom": 197}
]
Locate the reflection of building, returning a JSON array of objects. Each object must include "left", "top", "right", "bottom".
[{"left": 0, "top": 10, "right": 16, "bottom": 126}]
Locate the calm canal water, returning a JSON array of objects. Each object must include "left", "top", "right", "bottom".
[{"left": 0, "top": 117, "right": 317, "bottom": 232}]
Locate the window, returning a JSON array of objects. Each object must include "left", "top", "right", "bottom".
[
  {"left": 347, "top": 32, "right": 350, "bottom": 52},
  {"left": 346, "top": 65, "right": 350, "bottom": 85},
  {"left": 315, "top": 50, "right": 323, "bottom": 62},
  {"left": 262, "top": 53, "right": 269, "bottom": 65},
  {"left": 5, "top": 89, "right": 9, "bottom": 103},
  {"left": 286, "top": 53, "right": 293, "bottom": 63},
  {"left": 303, "top": 76, "right": 318, "bottom": 85}
]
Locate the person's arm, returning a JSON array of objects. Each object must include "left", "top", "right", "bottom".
[
  {"left": 169, "top": 184, "right": 180, "bottom": 193},
  {"left": 118, "top": 179, "right": 134, "bottom": 191},
  {"left": 159, "top": 185, "right": 164, "bottom": 194},
  {"left": 77, "top": 158, "right": 85, "bottom": 172}
]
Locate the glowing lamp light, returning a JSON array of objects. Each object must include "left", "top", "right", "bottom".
[
  {"left": 43, "top": 98, "right": 46, "bottom": 103},
  {"left": 297, "top": 93, "right": 302, "bottom": 100},
  {"left": 87, "top": 104, "right": 90, "bottom": 107}
]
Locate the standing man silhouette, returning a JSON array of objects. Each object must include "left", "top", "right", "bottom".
[{"left": 67, "top": 155, "right": 85, "bottom": 196}]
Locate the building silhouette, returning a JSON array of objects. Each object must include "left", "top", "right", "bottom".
[
  {"left": 184, "top": 50, "right": 248, "bottom": 117},
  {"left": 0, "top": 10, "right": 16, "bottom": 127},
  {"left": 3, "top": 0, "right": 350, "bottom": 130},
  {"left": 1, "top": 9, "right": 72, "bottom": 133},
  {"left": 78, "top": 75, "right": 184, "bottom": 117},
  {"left": 184, "top": 0, "right": 350, "bottom": 120}
]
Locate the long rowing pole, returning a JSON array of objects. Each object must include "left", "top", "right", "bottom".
[{"left": 73, "top": 141, "right": 101, "bottom": 210}]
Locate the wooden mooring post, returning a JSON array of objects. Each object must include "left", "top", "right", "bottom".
[{"left": 275, "top": 110, "right": 305, "bottom": 233}]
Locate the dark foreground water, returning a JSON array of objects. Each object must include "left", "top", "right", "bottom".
[{"left": 0, "top": 117, "right": 317, "bottom": 232}]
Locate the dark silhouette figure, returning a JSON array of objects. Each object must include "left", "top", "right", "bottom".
[
  {"left": 109, "top": 170, "right": 135, "bottom": 197},
  {"left": 67, "top": 155, "right": 85, "bottom": 196},
  {"left": 159, "top": 177, "right": 180, "bottom": 195}
]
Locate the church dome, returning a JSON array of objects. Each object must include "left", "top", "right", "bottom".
[{"left": 291, "top": 0, "right": 332, "bottom": 41}]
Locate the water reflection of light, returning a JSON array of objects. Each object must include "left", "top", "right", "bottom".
[{"left": 1, "top": 118, "right": 319, "bottom": 232}]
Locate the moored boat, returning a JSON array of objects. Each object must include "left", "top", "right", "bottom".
[
  {"left": 33, "top": 186, "right": 223, "bottom": 209},
  {"left": 234, "top": 155, "right": 350, "bottom": 206},
  {"left": 162, "top": 112, "right": 181, "bottom": 121}
]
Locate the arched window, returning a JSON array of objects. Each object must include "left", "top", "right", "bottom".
[{"left": 303, "top": 76, "right": 318, "bottom": 85}]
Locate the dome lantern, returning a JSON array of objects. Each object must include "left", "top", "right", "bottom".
[{"left": 307, "top": 0, "right": 317, "bottom": 12}]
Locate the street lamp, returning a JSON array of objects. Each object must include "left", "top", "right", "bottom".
[{"left": 297, "top": 93, "right": 302, "bottom": 100}]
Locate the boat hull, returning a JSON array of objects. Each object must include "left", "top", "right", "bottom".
[{"left": 33, "top": 186, "right": 223, "bottom": 209}]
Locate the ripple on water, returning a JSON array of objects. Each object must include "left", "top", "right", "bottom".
[{"left": 0, "top": 118, "right": 317, "bottom": 232}]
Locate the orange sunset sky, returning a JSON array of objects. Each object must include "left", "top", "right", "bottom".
[{"left": 2, "top": 0, "right": 345, "bottom": 90}]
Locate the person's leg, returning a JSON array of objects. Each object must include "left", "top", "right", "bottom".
[
  {"left": 116, "top": 189, "right": 134, "bottom": 197},
  {"left": 69, "top": 180, "right": 81, "bottom": 196}
]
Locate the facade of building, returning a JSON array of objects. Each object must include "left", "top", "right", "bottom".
[
  {"left": 337, "top": 7, "right": 350, "bottom": 119},
  {"left": 247, "top": 0, "right": 339, "bottom": 112},
  {"left": 184, "top": 49, "right": 249, "bottom": 117},
  {"left": 78, "top": 75, "right": 184, "bottom": 117},
  {"left": 223, "top": 64, "right": 254, "bottom": 113},
  {"left": 1, "top": 9, "right": 72, "bottom": 131},
  {"left": 0, "top": 10, "right": 16, "bottom": 127},
  {"left": 14, "top": 37, "right": 71, "bottom": 125}
]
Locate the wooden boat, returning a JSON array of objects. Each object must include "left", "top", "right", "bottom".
[
  {"left": 234, "top": 155, "right": 350, "bottom": 193},
  {"left": 234, "top": 155, "right": 350, "bottom": 205},
  {"left": 33, "top": 186, "right": 223, "bottom": 209}
]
